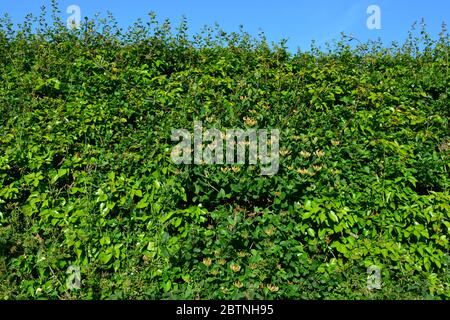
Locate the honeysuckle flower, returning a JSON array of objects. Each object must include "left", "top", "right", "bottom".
[
  {"left": 315, "top": 149, "right": 325, "bottom": 157},
  {"left": 331, "top": 139, "right": 340, "bottom": 146},
  {"left": 231, "top": 166, "right": 241, "bottom": 173},
  {"left": 297, "top": 168, "right": 309, "bottom": 175},
  {"left": 243, "top": 116, "right": 257, "bottom": 126},
  {"left": 203, "top": 258, "right": 212, "bottom": 267},
  {"left": 300, "top": 151, "right": 311, "bottom": 158},
  {"left": 230, "top": 264, "right": 241, "bottom": 272},
  {"left": 267, "top": 284, "right": 279, "bottom": 292},
  {"left": 218, "top": 259, "right": 227, "bottom": 265},
  {"left": 313, "top": 164, "right": 323, "bottom": 171}
]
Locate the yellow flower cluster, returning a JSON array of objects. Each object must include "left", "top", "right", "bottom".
[{"left": 243, "top": 116, "right": 257, "bottom": 126}]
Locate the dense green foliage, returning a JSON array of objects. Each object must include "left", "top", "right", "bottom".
[{"left": 0, "top": 4, "right": 449, "bottom": 299}]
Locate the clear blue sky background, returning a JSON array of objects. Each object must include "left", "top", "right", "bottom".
[{"left": 1, "top": 1, "right": 449, "bottom": 51}]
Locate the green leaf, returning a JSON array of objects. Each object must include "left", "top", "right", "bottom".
[
  {"left": 99, "top": 252, "right": 113, "bottom": 264},
  {"left": 329, "top": 211, "right": 339, "bottom": 223}
]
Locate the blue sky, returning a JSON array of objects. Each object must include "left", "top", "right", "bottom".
[{"left": 1, "top": 1, "right": 449, "bottom": 50}]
